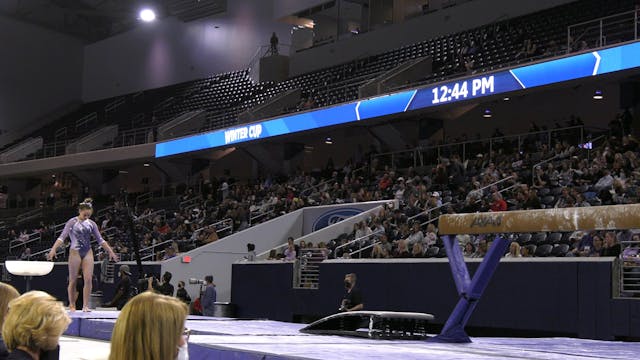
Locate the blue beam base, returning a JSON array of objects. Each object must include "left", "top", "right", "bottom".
[{"left": 432, "top": 235, "right": 510, "bottom": 343}]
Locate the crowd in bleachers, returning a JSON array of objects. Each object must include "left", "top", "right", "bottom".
[{"left": 288, "top": 121, "right": 640, "bottom": 260}]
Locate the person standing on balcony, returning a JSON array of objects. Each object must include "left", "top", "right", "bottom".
[
  {"left": 47, "top": 198, "right": 118, "bottom": 312},
  {"left": 270, "top": 32, "right": 279, "bottom": 55}
]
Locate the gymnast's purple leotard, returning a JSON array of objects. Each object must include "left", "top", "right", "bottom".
[{"left": 58, "top": 217, "right": 104, "bottom": 258}]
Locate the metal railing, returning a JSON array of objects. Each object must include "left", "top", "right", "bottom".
[
  {"left": 135, "top": 209, "right": 166, "bottom": 223},
  {"left": 300, "top": 165, "right": 368, "bottom": 196},
  {"left": 333, "top": 229, "right": 384, "bottom": 256},
  {"left": 528, "top": 131, "right": 607, "bottom": 183},
  {"left": 568, "top": 8, "right": 639, "bottom": 54},
  {"left": 139, "top": 239, "right": 175, "bottom": 261},
  {"left": 248, "top": 206, "right": 275, "bottom": 226},
  {"left": 179, "top": 196, "right": 202, "bottom": 213},
  {"left": 136, "top": 192, "right": 153, "bottom": 207},
  {"left": 372, "top": 126, "right": 585, "bottom": 169},
  {"left": 618, "top": 236, "right": 640, "bottom": 297},
  {"left": 407, "top": 202, "right": 451, "bottom": 222},
  {"left": 350, "top": 241, "right": 380, "bottom": 258},
  {"left": 190, "top": 218, "right": 233, "bottom": 242},
  {"left": 15, "top": 208, "right": 43, "bottom": 224},
  {"left": 9, "top": 231, "right": 41, "bottom": 251}
]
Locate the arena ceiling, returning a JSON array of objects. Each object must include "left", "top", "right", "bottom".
[{"left": 0, "top": 0, "right": 227, "bottom": 42}]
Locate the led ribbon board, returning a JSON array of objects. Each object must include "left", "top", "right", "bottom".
[{"left": 156, "top": 41, "right": 640, "bottom": 158}]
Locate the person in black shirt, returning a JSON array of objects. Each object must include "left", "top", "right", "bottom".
[
  {"left": 340, "top": 273, "right": 363, "bottom": 312},
  {"left": 176, "top": 281, "right": 191, "bottom": 305},
  {"left": 602, "top": 232, "right": 622, "bottom": 257},
  {"left": 104, "top": 265, "right": 132, "bottom": 310},
  {"left": 153, "top": 271, "right": 175, "bottom": 296}
]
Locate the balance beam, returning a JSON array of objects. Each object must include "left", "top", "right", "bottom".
[{"left": 438, "top": 204, "right": 640, "bottom": 235}]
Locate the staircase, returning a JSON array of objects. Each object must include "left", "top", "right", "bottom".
[{"left": 295, "top": 249, "right": 326, "bottom": 289}]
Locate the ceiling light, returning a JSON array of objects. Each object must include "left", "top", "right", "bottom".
[
  {"left": 482, "top": 109, "right": 492, "bottom": 118},
  {"left": 325, "top": 137, "right": 333, "bottom": 145},
  {"left": 143, "top": 163, "right": 150, "bottom": 167},
  {"left": 139, "top": 8, "right": 156, "bottom": 22},
  {"left": 503, "top": 96, "right": 510, "bottom": 101},
  {"left": 593, "top": 90, "right": 603, "bottom": 100}
]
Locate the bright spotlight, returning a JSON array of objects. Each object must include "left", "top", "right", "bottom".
[
  {"left": 139, "top": 8, "right": 156, "bottom": 22},
  {"left": 593, "top": 90, "right": 603, "bottom": 100}
]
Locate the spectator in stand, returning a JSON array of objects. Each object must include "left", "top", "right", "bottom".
[
  {"left": 201, "top": 275, "right": 217, "bottom": 317},
  {"left": 463, "top": 242, "right": 476, "bottom": 257},
  {"left": 284, "top": 239, "right": 297, "bottom": 261},
  {"left": 506, "top": 242, "right": 522, "bottom": 258},
  {"left": 590, "top": 234, "right": 605, "bottom": 257},
  {"left": 405, "top": 222, "right": 425, "bottom": 247},
  {"left": 18, "top": 248, "right": 30, "bottom": 261},
  {"left": 424, "top": 223, "right": 438, "bottom": 247},
  {"left": 473, "top": 239, "right": 488, "bottom": 258},
  {"left": 602, "top": 232, "right": 622, "bottom": 257},
  {"left": 0, "top": 283, "right": 19, "bottom": 360},
  {"left": 378, "top": 173, "right": 392, "bottom": 191},
  {"left": 567, "top": 232, "right": 592, "bottom": 257},
  {"left": 393, "top": 240, "right": 411, "bottom": 258},
  {"left": 411, "top": 243, "right": 425, "bottom": 258},
  {"left": 2, "top": 291, "right": 71, "bottom": 360},
  {"left": 109, "top": 292, "right": 189, "bottom": 360},
  {"left": 176, "top": 281, "right": 191, "bottom": 305},
  {"left": 163, "top": 246, "right": 177, "bottom": 260},
  {"left": 490, "top": 192, "right": 507, "bottom": 212}
]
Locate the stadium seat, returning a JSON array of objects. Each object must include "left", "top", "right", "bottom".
[
  {"left": 517, "top": 233, "right": 532, "bottom": 245},
  {"left": 425, "top": 246, "right": 439, "bottom": 258},
  {"left": 531, "top": 232, "right": 548, "bottom": 245},
  {"left": 551, "top": 244, "right": 570, "bottom": 257},
  {"left": 547, "top": 232, "right": 563, "bottom": 244},
  {"left": 534, "top": 244, "right": 553, "bottom": 257}
]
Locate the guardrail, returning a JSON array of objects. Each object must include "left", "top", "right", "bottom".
[
  {"left": 372, "top": 125, "right": 585, "bottom": 169},
  {"left": 249, "top": 206, "right": 275, "bottom": 226},
  {"left": 190, "top": 218, "right": 233, "bottom": 242},
  {"left": 9, "top": 231, "right": 41, "bottom": 251},
  {"left": 333, "top": 229, "right": 384, "bottom": 256},
  {"left": 15, "top": 208, "right": 43, "bottom": 225},
  {"left": 139, "top": 239, "right": 175, "bottom": 261}
]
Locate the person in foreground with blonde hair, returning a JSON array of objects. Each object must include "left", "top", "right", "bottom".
[
  {"left": 0, "top": 282, "right": 20, "bottom": 360},
  {"left": 110, "top": 291, "right": 189, "bottom": 360},
  {"left": 2, "top": 291, "right": 71, "bottom": 360}
]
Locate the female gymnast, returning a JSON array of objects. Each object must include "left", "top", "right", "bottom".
[{"left": 47, "top": 198, "right": 118, "bottom": 312}]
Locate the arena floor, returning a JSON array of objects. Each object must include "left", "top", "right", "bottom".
[{"left": 64, "top": 311, "right": 640, "bottom": 359}]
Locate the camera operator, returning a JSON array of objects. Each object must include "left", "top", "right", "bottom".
[
  {"left": 201, "top": 275, "right": 217, "bottom": 316},
  {"left": 339, "top": 273, "right": 363, "bottom": 312},
  {"left": 176, "top": 281, "right": 191, "bottom": 304}
]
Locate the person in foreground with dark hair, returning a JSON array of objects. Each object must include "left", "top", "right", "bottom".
[
  {"left": 201, "top": 275, "right": 217, "bottom": 317},
  {"left": 47, "top": 198, "right": 118, "bottom": 312},
  {"left": 339, "top": 273, "right": 363, "bottom": 312}
]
